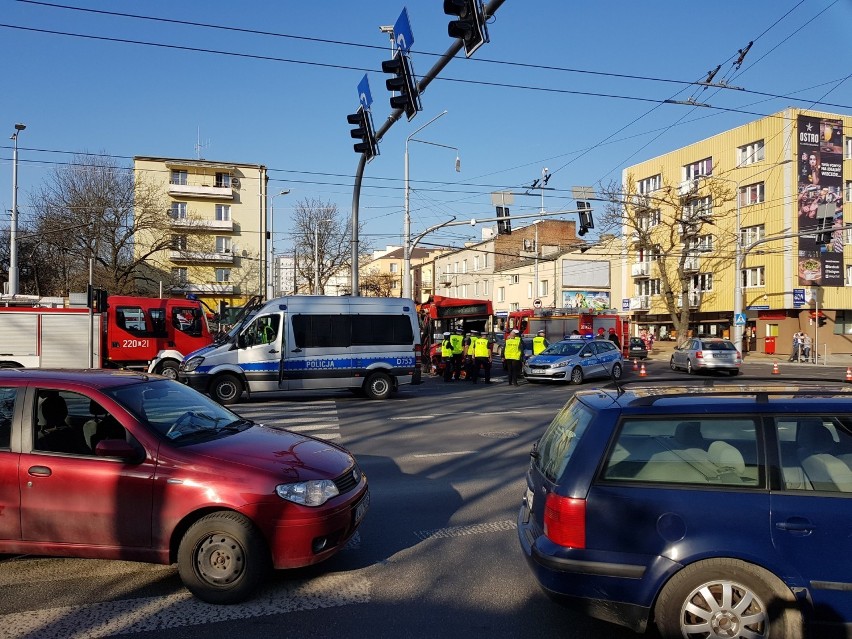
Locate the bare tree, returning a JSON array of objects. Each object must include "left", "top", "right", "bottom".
[
  {"left": 360, "top": 271, "right": 396, "bottom": 297},
  {"left": 598, "top": 174, "right": 735, "bottom": 341}
]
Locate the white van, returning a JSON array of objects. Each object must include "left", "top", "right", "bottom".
[{"left": 178, "top": 296, "right": 421, "bottom": 403}]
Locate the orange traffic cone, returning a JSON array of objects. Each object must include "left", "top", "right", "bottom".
[
  {"left": 639, "top": 363, "right": 647, "bottom": 377},
  {"left": 633, "top": 359, "right": 639, "bottom": 371},
  {"left": 772, "top": 362, "right": 780, "bottom": 375},
  {"left": 846, "top": 367, "right": 852, "bottom": 383}
]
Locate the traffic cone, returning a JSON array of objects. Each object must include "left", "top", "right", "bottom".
[
  {"left": 639, "top": 363, "right": 647, "bottom": 377},
  {"left": 846, "top": 367, "right": 852, "bottom": 383},
  {"left": 772, "top": 362, "right": 779, "bottom": 375},
  {"left": 633, "top": 359, "right": 639, "bottom": 371}
]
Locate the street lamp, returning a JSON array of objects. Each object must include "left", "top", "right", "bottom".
[
  {"left": 314, "top": 218, "right": 333, "bottom": 295},
  {"left": 267, "top": 189, "right": 291, "bottom": 299},
  {"left": 404, "top": 110, "right": 460, "bottom": 300},
  {"left": 533, "top": 219, "right": 543, "bottom": 302},
  {"left": 9, "top": 123, "right": 25, "bottom": 296}
]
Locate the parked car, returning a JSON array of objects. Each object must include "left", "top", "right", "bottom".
[
  {"left": 523, "top": 338, "right": 622, "bottom": 384},
  {"left": 670, "top": 337, "right": 742, "bottom": 375},
  {"left": 518, "top": 378, "right": 852, "bottom": 636},
  {"left": 0, "top": 369, "right": 368, "bottom": 604},
  {"left": 628, "top": 336, "right": 649, "bottom": 360}
]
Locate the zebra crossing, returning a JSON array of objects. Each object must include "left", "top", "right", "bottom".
[{"left": 231, "top": 399, "right": 341, "bottom": 441}]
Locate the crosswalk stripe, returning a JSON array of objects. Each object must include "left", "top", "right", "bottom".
[{"left": 231, "top": 400, "right": 341, "bottom": 442}]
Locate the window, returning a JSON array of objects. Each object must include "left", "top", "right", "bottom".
[
  {"left": 454, "top": 261, "right": 459, "bottom": 274},
  {"left": 683, "top": 196, "right": 713, "bottom": 221},
  {"left": 170, "top": 202, "right": 187, "bottom": 219},
  {"left": 215, "top": 268, "right": 231, "bottom": 283},
  {"left": 170, "top": 170, "right": 187, "bottom": 185},
  {"left": 638, "top": 246, "right": 661, "bottom": 262},
  {"left": 171, "top": 267, "right": 187, "bottom": 284},
  {"left": 692, "top": 273, "right": 714, "bottom": 292},
  {"left": 171, "top": 235, "right": 187, "bottom": 250},
  {"left": 35, "top": 389, "right": 128, "bottom": 455},
  {"left": 215, "top": 172, "right": 231, "bottom": 188},
  {"left": 242, "top": 314, "right": 280, "bottom": 347},
  {"left": 539, "top": 280, "right": 548, "bottom": 297},
  {"left": 173, "top": 307, "right": 203, "bottom": 337},
  {"left": 742, "top": 267, "right": 765, "bottom": 288},
  {"left": 474, "top": 281, "right": 479, "bottom": 296},
  {"left": 389, "top": 263, "right": 399, "bottom": 274},
  {"left": 637, "top": 175, "right": 661, "bottom": 195},
  {"left": 510, "top": 302, "right": 520, "bottom": 312},
  {"left": 291, "top": 314, "right": 414, "bottom": 348},
  {"left": 497, "top": 287, "right": 505, "bottom": 302},
  {"left": 462, "top": 260, "right": 467, "bottom": 273},
  {"left": 215, "top": 236, "right": 231, "bottom": 253},
  {"left": 474, "top": 256, "right": 480, "bottom": 271},
  {"left": 636, "top": 279, "right": 660, "bottom": 296},
  {"left": 846, "top": 181, "right": 852, "bottom": 203},
  {"left": 739, "top": 182, "right": 765, "bottom": 206},
  {"left": 116, "top": 306, "right": 149, "bottom": 333},
  {"left": 637, "top": 209, "right": 661, "bottom": 230},
  {"left": 774, "top": 416, "right": 852, "bottom": 492},
  {"left": 215, "top": 204, "right": 231, "bottom": 221},
  {"left": 737, "top": 140, "right": 765, "bottom": 166},
  {"left": 741, "top": 225, "right": 765, "bottom": 246},
  {"left": 0, "top": 387, "right": 16, "bottom": 448},
  {"left": 527, "top": 282, "right": 533, "bottom": 299},
  {"left": 846, "top": 137, "right": 852, "bottom": 159},
  {"left": 510, "top": 275, "right": 520, "bottom": 285},
  {"left": 684, "top": 157, "right": 713, "bottom": 180},
  {"left": 483, "top": 280, "right": 489, "bottom": 295}
]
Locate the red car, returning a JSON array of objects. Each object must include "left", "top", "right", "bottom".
[{"left": 0, "top": 369, "right": 368, "bottom": 604}]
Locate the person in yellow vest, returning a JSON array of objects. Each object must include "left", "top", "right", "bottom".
[
  {"left": 462, "top": 330, "right": 476, "bottom": 380},
  {"left": 449, "top": 327, "right": 464, "bottom": 381},
  {"left": 469, "top": 330, "right": 493, "bottom": 384},
  {"left": 532, "top": 329, "right": 549, "bottom": 355},
  {"left": 504, "top": 329, "right": 523, "bottom": 386},
  {"left": 440, "top": 331, "right": 454, "bottom": 382}
]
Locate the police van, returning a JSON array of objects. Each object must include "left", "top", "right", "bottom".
[{"left": 178, "top": 296, "right": 421, "bottom": 403}]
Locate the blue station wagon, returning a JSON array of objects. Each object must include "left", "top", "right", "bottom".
[{"left": 518, "top": 379, "right": 852, "bottom": 637}]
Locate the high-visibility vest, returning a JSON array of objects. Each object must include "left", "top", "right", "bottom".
[
  {"left": 474, "top": 337, "right": 490, "bottom": 358},
  {"left": 441, "top": 339, "right": 453, "bottom": 357},
  {"left": 449, "top": 334, "right": 463, "bottom": 354},
  {"left": 533, "top": 335, "right": 547, "bottom": 355},
  {"left": 504, "top": 336, "right": 522, "bottom": 360}
]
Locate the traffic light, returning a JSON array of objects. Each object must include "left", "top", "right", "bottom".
[
  {"left": 444, "top": 0, "right": 489, "bottom": 58},
  {"left": 496, "top": 206, "right": 511, "bottom": 235},
  {"left": 819, "top": 315, "right": 828, "bottom": 328},
  {"left": 577, "top": 201, "right": 594, "bottom": 237},
  {"left": 346, "top": 106, "right": 378, "bottom": 160},
  {"left": 381, "top": 52, "right": 421, "bottom": 121},
  {"left": 218, "top": 300, "right": 229, "bottom": 320}
]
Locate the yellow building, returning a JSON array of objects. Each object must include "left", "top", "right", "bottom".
[
  {"left": 621, "top": 108, "right": 851, "bottom": 357},
  {"left": 133, "top": 156, "right": 268, "bottom": 310}
]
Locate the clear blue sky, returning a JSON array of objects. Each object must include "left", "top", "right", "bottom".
[{"left": 1, "top": 0, "right": 850, "bottom": 255}]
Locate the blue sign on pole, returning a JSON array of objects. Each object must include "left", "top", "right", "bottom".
[
  {"left": 734, "top": 313, "right": 747, "bottom": 327},
  {"left": 394, "top": 7, "right": 414, "bottom": 53},
  {"left": 622, "top": 298, "right": 630, "bottom": 311},
  {"left": 358, "top": 74, "right": 373, "bottom": 111},
  {"left": 793, "top": 288, "right": 805, "bottom": 307}
]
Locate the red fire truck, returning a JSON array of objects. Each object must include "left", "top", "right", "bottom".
[
  {"left": 0, "top": 295, "right": 213, "bottom": 378},
  {"left": 505, "top": 308, "right": 630, "bottom": 355},
  {"left": 417, "top": 295, "right": 494, "bottom": 373}
]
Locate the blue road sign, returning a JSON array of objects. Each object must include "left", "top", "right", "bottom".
[
  {"left": 358, "top": 74, "right": 373, "bottom": 111},
  {"left": 622, "top": 298, "right": 630, "bottom": 311},
  {"left": 394, "top": 7, "right": 414, "bottom": 53},
  {"left": 734, "top": 313, "right": 747, "bottom": 326},
  {"left": 793, "top": 288, "right": 805, "bottom": 307}
]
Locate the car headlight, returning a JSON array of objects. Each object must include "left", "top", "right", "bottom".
[
  {"left": 183, "top": 356, "right": 204, "bottom": 372},
  {"left": 276, "top": 480, "right": 340, "bottom": 506},
  {"left": 552, "top": 360, "right": 570, "bottom": 369}
]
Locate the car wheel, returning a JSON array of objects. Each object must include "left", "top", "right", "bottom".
[
  {"left": 177, "top": 511, "right": 269, "bottom": 605},
  {"left": 670, "top": 356, "right": 678, "bottom": 371},
  {"left": 610, "top": 362, "right": 623, "bottom": 380},
  {"left": 687, "top": 360, "right": 695, "bottom": 375},
  {"left": 364, "top": 372, "right": 392, "bottom": 400},
  {"left": 157, "top": 360, "right": 179, "bottom": 380},
  {"left": 211, "top": 374, "right": 243, "bottom": 405},
  {"left": 570, "top": 366, "right": 584, "bottom": 385},
  {"left": 655, "top": 558, "right": 802, "bottom": 639}
]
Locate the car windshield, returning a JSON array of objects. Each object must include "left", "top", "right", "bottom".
[
  {"left": 702, "top": 341, "right": 735, "bottom": 351},
  {"left": 541, "top": 341, "right": 584, "bottom": 357},
  {"left": 104, "top": 379, "right": 251, "bottom": 442}
]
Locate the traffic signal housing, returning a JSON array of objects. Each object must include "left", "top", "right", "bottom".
[
  {"left": 381, "top": 52, "right": 421, "bottom": 121},
  {"left": 577, "top": 201, "right": 594, "bottom": 237},
  {"left": 346, "top": 106, "right": 379, "bottom": 161},
  {"left": 444, "top": 0, "right": 489, "bottom": 57},
  {"left": 496, "top": 206, "right": 511, "bottom": 235}
]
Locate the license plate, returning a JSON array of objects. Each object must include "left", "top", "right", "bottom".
[
  {"left": 354, "top": 491, "right": 370, "bottom": 525},
  {"left": 528, "top": 369, "right": 544, "bottom": 375}
]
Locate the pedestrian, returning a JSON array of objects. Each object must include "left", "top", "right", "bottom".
[
  {"left": 789, "top": 331, "right": 802, "bottom": 362},
  {"left": 472, "top": 331, "right": 493, "bottom": 384},
  {"left": 532, "top": 329, "right": 549, "bottom": 355},
  {"left": 608, "top": 327, "right": 621, "bottom": 349},
  {"left": 802, "top": 332, "right": 812, "bottom": 363},
  {"left": 504, "top": 329, "right": 523, "bottom": 386},
  {"left": 449, "top": 327, "right": 464, "bottom": 380},
  {"left": 595, "top": 328, "right": 606, "bottom": 340},
  {"left": 440, "top": 331, "right": 454, "bottom": 382},
  {"left": 466, "top": 330, "right": 481, "bottom": 383}
]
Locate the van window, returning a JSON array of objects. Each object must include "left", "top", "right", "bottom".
[
  {"left": 116, "top": 307, "right": 149, "bottom": 335},
  {"left": 292, "top": 314, "right": 414, "bottom": 348},
  {"left": 352, "top": 315, "right": 414, "bottom": 345},
  {"left": 173, "top": 307, "right": 203, "bottom": 337}
]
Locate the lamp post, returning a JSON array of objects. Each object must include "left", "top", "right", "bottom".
[
  {"left": 267, "top": 189, "right": 290, "bottom": 299},
  {"left": 314, "top": 218, "right": 332, "bottom": 295},
  {"left": 404, "top": 110, "right": 460, "bottom": 300},
  {"left": 533, "top": 219, "right": 543, "bottom": 302},
  {"left": 9, "top": 123, "right": 25, "bottom": 296}
]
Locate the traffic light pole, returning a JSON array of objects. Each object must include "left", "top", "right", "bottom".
[{"left": 349, "top": 0, "right": 506, "bottom": 296}]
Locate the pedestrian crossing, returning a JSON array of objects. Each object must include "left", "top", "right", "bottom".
[{"left": 231, "top": 399, "right": 341, "bottom": 441}]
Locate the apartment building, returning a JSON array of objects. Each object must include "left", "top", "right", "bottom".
[
  {"left": 621, "top": 108, "right": 851, "bottom": 355},
  {"left": 133, "top": 157, "right": 267, "bottom": 310}
]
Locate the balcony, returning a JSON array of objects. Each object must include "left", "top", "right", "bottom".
[
  {"left": 630, "top": 296, "right": 650, "bottom": 312},
  {"left": 683, "top": 256, "right": 700, "bottom": 272},
  {"left": 676, "top": 292, "right": 702, "bottom": 308},
  {"left": 170, "top": 282, "right": 235, "bottom": 295},
  {"left": 679, "top": 178, "right": 700, "bottom": 197},
  {"left": 168, "top": 182, "right": 234, "bottom": 200},
  {"left": 169, "top": 250, "right": 235, "bottom": 264},
  {"left": 631, "top": 262, "right": 650, "bottom": 278},
  {"left": 629, "top": 194, "right": 651, "bottom": 209},
  {"left": 170, "top": 217, "right": 234, "bottom": 232}
]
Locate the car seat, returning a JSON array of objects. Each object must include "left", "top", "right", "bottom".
[{"left": 797, "top": 420, "right": 852, "bottom": 492}]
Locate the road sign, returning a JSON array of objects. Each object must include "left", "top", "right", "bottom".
[
  {"left": 734, "top": 313, "right": 747, "bottom": 326},
  {"left": 622, "top": 298, "right": 630, "bottom": 311},
  {"left": 533, "top": 299, "right": 542, "bottom": 308},
  {"left": 793, "top": 288, "right": 805, "bottom": 307},
  {"left": 394, "top": 7, "right": 414, "bottom": 53},
  {"left": 358, "top": 74, "right": 373, "bottom": 111}
]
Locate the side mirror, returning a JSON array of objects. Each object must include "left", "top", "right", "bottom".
[{"left": 95, "top": 439, "right": 139, "bottom": 460}]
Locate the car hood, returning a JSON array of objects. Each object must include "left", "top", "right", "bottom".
[
  {"left": 527, "top": 354, "right": 577, "bottom": 365},
  {"left": 188, "top": 425, "right": 354, "bottom": 482}
]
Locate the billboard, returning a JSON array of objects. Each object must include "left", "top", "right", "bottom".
[
  {"left": 563, "top": 291, "right": 611, "bottom": 310},
  {"left": 797, "top": 114, "right": 844, "bottom": 286}
]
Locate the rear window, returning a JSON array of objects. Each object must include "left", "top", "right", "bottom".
[
  {"left": 535, "top": 399, "right": 594, "bottom": 481},
  {"left": 702, "top": 341, "right": 736, "bottom": 351}
]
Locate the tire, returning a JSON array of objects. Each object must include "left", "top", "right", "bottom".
[
  {"left": 157, "top": 360, "right": 179, "bottom": 380},
  {"left": 610, "top": 362, "right": 623, "bottom": 381},
  {"left": 364, "top": 372, "right": 392, "bottom": 400},
  {"left": 670, "top": 356, "right": 678, "bottom": 371},
  {"left": 211, "top": 374, "right": 243, "bottom": 405},
  {"left": 177, "top": 511, "right": 270, "bottom": 605},
  {"left": 654, "top": 558, "right": 802, "bottom": 639},
  {"left": 687, "top": 360, "right": 695, "bottom": 375},
  {"left": 570, "top": 366, "right": 584, "bottom": 385}
]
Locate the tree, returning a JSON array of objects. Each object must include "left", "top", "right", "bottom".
[
  {"left": 360, "top": 271, "right": 397, "bottom": 297},
  {"left": 598, "top": 174, "right": 735, "bottom": 341},
  {"left": 291, "top": 198, "right": 371, "bottom": 295}
]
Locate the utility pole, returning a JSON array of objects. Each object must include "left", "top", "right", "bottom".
[{"left": 9, "top": 123, "right": 26, "bottom": 296}]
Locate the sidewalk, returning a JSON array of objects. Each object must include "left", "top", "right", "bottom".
[{"left": 644, "top": 339, "right": 852, "bottom": 368}]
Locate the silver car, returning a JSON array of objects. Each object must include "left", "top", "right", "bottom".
[
  {"left": 669, "top": 337, "right": 742, "bottom": 375},
  {"left": 524, "top": 339, "right": 623, "bottom": 384}
]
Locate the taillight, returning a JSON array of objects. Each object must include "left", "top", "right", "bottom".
[
  {"left": 695, "top": 350, "right": 704, "bottom": 359},
  {"left": 543, "top": 494, "right": 585, "bottom": 548},
  {"left": 414, "top": 343, "right": 422, "bottom": 364}
]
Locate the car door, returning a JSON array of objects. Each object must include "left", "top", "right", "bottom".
[
  {"left": 580, "top": 342, "right": 608, "bottom": 379},
  {"left": 19, "top": 387, "right": 155, "bottom": 548},
  {"left": 237, "top": 313, "right": 281, "bottom": 392},
  {"left": 0, "top": 386, "right": 22, "bottom": 542}
]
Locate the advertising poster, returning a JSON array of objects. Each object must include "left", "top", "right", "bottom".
[
  {"left": 797, "top": 114, "right": 844, "bottom": 286},
  {"left": 563, "top": 291, "right": 611, "bottom": 310}
]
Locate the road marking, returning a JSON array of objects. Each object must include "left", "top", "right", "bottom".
[
  {"left": 390, "top": 415, "right": 436, "bottom": 420},
  {"left": 0, "top": 574, "right": 370, "bottom": 639},
  {"left": 411, "top": 451, "right": 476, "bottom": 459},
  {"left": 414, "top": 519, "right": 517, "bottom": 541},
  {"left": 233, "top": 400, "right": 341, "bottom": 441}
]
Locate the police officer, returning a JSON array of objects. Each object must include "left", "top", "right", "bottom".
[
  {"left": 449, "top": 327, "right": 464, "bottom": 380},
  {"left": 532, "top": 329, "right": 549, "bottom": 355},
  {"left": 472, "top": 331, "right": 493, "bottom": 384},
  {"left": 440, "top": 331, "right": 454, "bottom": 382},
  {"left": 504, "top": 329, "right": 523, "bottom": 386},
  {"left": 465, "top": 330, "right": 479, "bottom": 382}
]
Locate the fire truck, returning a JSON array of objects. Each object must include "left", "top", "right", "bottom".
[
  {"left": 417, "top": 295, "right": 494, "bottom": 373},
  {"left": 505, "top": 308, "right": 630, "bottom": 355},
  {"left": 0, "top": 295, "right": 213, "bottom": 378}
]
